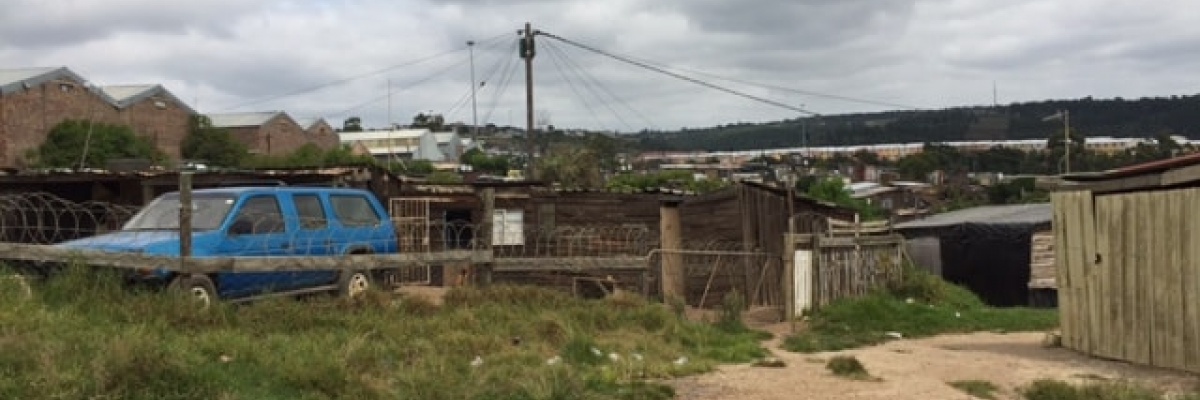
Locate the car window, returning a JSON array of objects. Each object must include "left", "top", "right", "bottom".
[
  {"left": 233, "top": 196, "right": 285, "bottom": 234},
  {"left": 330, "top": 195, "right": 382, "bottom": 227},
  {"left": 293, "top": 195, "right": 327, "bottom": 230}
]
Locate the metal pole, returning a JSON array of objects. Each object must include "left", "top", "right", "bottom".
[
  {"left": 387, "top": 79, "right": 395, "bottom": 168},
  {"left": 468, "top": 40, "right": 479, "bottom": 139}
]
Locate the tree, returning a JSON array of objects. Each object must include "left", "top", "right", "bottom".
[
  {"left": 804, "top": 177, "right": 885, "bottom": 221},
  {"left": 538, "top": 148, "right": 604, "bottom": 188},
  {"left": 412, "top": 113, "right": 445, "bottom": 131},
  {"left": 459, "top": 148, "right": 510, "bottom": 174},
  {"left": 342, "top": 117, "right": 364, "bottom": 132},
  {"left": 242, "top": 143, "right": 377, "bottom": 169},
  {"left": 182, "top": 115, "right": 248, "bottom": 167},
  {"left": 33, "top": 119, "right": 163, "bottom": 168}
]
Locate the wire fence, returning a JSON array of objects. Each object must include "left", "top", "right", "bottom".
[
  {"left": 0, "top": 192, "right": 658, "bottom": 273},
  {"left": 0, "top": 192, "right": 139, "bottom": 244}
]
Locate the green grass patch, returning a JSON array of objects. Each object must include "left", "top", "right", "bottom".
[
  {"left": 783, "top": 266, "right": 1059, "bottom": 353},
  {"left": 1021, "top": 379, "right": 1200, "bottom": 400},
  {"left": 949, "top": 380, "right": 999, "bottom": 399},
  {"left": 0, "top": 264, "right": 767, "bottom": 399}
]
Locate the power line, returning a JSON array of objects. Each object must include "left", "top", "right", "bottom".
[
  {"left": 633, "top": 59, "right": 926, "bottom": 111},
  {"left": 537, "top": 31, "right": 819, "bottom": 116},
  {"left": 544, "top": 39, "right": 657, "bottom": 131},
  {"left": 542, "top": 39, "right": 620, "bottom": 131},
  {"left": 481, "top": 41, "right": 520, "bottom": 125},
  {"left": 328, "top": 55, "right": 475, "bottom": 119},
  {"left": 220, "top": 32, "right": 512, "bottom": 111},
  {"left": 442, "top": 37, "right": 521, "bottom": 120}
]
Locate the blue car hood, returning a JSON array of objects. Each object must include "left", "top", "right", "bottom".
[{"left": 57, "top": 231, "right": 182, "bottom": 254}]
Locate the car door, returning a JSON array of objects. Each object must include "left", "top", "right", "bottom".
[
  {"left": 329, "top": 193, "right": 387, "bottom": 253},
  {"left": 289, "top": 193, "right": 337, "bottom": 287},
  {"left": 215, "top": 194, "right": 295, "bottom": 297}
]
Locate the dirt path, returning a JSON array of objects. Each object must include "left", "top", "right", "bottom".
[
  {"left": 396, "top": 288, "right": 1197, "bottom": 399},
  {"left": 670, "top": 325, "right": 1200, "bottom": 400}
]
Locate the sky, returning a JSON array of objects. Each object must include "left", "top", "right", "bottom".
[{"left": 2, "top": 0, "right": 1197, "bottom": 133}]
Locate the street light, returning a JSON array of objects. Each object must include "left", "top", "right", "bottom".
[
  {"left": 1042, "top": 110, "right": 1071, "bottom": 174},
  {"left": 467, "top": 40, "right": 478, "bottom": 139}
]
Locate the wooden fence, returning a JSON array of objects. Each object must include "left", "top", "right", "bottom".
[
  {"left": 1053, "top": 188, "right": 1200, "bottom": 373},
  {"left": 785, "top": 217, "right": 906, "bottom": 316}
]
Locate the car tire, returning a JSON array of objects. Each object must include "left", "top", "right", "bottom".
[
  {"left": 169, "top": 274, "right": 218, "bottom": 309},
  {"left": 338, "top": 270, "right": 371, "bottom": 298}
]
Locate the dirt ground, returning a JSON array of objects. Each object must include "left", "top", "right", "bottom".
[
  {"left": 395, "top": 288, "right": 1199, "bottom": 399},
  {"left": 670, "top": 317, "right": 1200, "bottom": 400}
]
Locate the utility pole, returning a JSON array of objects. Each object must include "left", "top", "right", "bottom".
[
  {"left": 467, "top": 40, "right": 478, "bottom": 139},
  {"left": 520, "top": 22, "right": 537, "bottom": 180}
]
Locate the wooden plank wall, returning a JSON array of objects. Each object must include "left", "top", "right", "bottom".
[
  {"left": 1055, "top": 187, "right": 1200, "bottom": 373},
  {"left": 807, "top": 235, "right": 906, "bottom": 308}
]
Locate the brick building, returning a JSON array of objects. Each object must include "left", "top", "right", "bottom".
[
  {"left": 207, "top": 111, "right": 334, "bottom": 156},
  {"left": 296, "top": 117, "right": 341, "bottom": 150},
  {"left": 0, "top": 67, "right": 195, "bottom": 167},
  {"left": 100, "top": 84, "right": 196, "bottom": 161}
]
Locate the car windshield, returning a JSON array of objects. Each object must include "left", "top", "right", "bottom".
[{"left": 122, "top": 193, "right": 238, "bottom": 231}]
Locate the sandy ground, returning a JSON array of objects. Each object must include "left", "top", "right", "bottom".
[
  {"left": 670, "top": 322, "right": 1200, "bottom": 400},
  {"left": 394, "top": 287, "right": 1199, "bottom": 399}
]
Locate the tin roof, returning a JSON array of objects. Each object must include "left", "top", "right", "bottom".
[
  {"left": 99, "top": 84, "right": 197, "bottom": 114},
  {"left": 894, "top": 203, "right": 1051, "bottom": 230},
  {"left": 207, "top": 111, "right": 283, "bottom": 128}
]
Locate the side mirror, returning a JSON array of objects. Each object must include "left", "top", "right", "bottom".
[{"left": 229, "top": 218, "right": 254, "bottom": 235}]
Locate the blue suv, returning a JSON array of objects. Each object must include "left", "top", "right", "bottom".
[{"left": 58, "top": 186, "right": 398, "bottom": 304}]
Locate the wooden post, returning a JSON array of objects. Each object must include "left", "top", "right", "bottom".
[
  {"left": 479, "top": 187, "right": 496, "bottom": 286},
  {"left": 783, "top": 233, "right": 796, "bottom": 328},
  {"left": 178, "top": 172, "right": 193, "bottom": 270},
  {"left": 660, "top": 198, "right": 685, "bottom": 303}
]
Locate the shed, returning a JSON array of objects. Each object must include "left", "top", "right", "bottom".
[
  {"left": 894, "top": 203, "right": 1053, "bottom": 307},
  {"left": 1051, "top": 151, "right": 1200, "bottom": 374}
]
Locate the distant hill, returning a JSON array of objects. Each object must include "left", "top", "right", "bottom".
[{"left": 630, "top": 95, "right": 1200, "bottom": 151}]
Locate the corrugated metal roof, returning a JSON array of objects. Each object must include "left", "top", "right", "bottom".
[
  {"left": 207, "top": 112, "right": 282, "bottom": 128},
  {"left": 894, "top": 203, "right": 1051, "bottom": 230},
  {"left": 0, "top": 67, "right": 86, "bottom": 95},
  {"left": 99, "top": 84, "right": 156, "bottom": 103},
  {"left": 294, "top": 117, "right": 329, "bottom": 130},
  {"left": 338, "top": 129, "right": 430, "bottom": 141},
  {"left": 0, "top": 67, "right": 57, "bottom": 85}
]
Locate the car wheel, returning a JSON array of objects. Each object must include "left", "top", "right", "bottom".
[
  {"left": 169, "top": 274, "right": 217, "bottom": 309},
  {"left": 338, "top": 270, "right": 371, "bottom": 298}
]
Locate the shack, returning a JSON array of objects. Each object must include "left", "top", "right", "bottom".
[
  {"left": 894, "top": 203, "right": 1053, "bottom": 307},
  {"left": 1052, "top": 152, "right": 1200, "bottom": 374}
]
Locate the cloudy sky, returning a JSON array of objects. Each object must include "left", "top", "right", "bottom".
[{"left": 2, "top": 0, "right": 1196, "bottom": 132}]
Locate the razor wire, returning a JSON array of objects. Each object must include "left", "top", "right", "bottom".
[{"left": 0, "top": 192, "right": 139, "bottom": 244}]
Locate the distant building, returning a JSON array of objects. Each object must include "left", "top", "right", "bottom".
[
  {"left": 207, "top": 111, "right": 326, "bottom": 156},
  {"left": 294, "top": 117, "right": 340, "bottom": 150},
  {"left": 0, "top": 67, "right": 196, "bottom": 167},
  {"left": 339, "top": 128, "right": 459, "bottom": 162}
]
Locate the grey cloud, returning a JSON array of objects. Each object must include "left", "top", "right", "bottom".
[{"left": 0, "top": 0, "right": 258, "bottom": 49}]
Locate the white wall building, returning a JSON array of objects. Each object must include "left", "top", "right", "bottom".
[{"left": 340, "top": 129, "right": 469, "bottom": 163}]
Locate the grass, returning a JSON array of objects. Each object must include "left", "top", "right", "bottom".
[
  {"left": 0, "top": 265, "right": 768, "bottom": 399},
  {"left": 949, "top": 379, "right": 999, "bottom": 399},
  {"left": 783, "top": 265, "right": 1059, "bottom": 353},
  {"left": 1021, "top": 379, "right": 1200, "bottom": 400}
]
